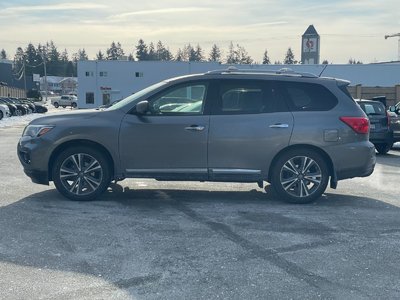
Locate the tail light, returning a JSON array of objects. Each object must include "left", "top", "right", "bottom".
[{"left": 340, "top": 117, "right": 369, "bottom": 134}]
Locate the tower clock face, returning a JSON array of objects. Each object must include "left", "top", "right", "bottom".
[{"left": 303, "top": 38, "right": 317, "bottom": 52}]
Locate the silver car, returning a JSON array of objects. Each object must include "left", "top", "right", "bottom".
[{"left": 17, "top": 68, "right": 376, "bottom": 203}]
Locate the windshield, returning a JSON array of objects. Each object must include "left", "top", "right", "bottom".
[{"left": 106, "top": 81, "right": 167, "bottom": 111}]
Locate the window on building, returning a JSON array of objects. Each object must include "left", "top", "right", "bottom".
[
  {"left": 135, "top": 72, "right": 144, "bottom": 78},
  {"left": 86, "top": 92, "right": 94, "bottom": 104},
  {"left": 99, "top": 71, "right": 108, "bottom": 77},
  {"left": 85, "top": 71, "right": 94, "bottom": 77}
]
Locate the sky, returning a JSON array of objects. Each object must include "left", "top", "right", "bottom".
[{"left": 0, "top": 0, "right": 400, "bottom": 64}]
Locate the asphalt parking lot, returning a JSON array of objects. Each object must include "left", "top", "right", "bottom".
[{"left": 1, "top": 126, "right": 400, "bottom": 299}]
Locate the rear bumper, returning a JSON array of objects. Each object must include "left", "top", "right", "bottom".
[
  {"left": 328, "top": 141, "right": 376, "bottom": 181},
  {"left": 369, "top": 131, "right": 393, "bottom": 144}
]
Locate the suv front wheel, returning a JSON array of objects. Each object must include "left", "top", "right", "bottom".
[
  {"left": 52, "top": 146, "right": 111, "bottom": 201},
  {"left": 271, "top": 149, "right": 329, "bottom": 204}
]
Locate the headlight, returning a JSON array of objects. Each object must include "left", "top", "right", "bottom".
[{"left": 23, "top": 125, "right": 54, "bottom": 138}]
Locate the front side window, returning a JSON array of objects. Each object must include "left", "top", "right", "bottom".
[{"left": 148, "top": 82, "right": 207, "bottom": 115}]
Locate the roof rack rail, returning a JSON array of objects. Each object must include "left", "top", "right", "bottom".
[{"left": 206, "top": 67, "right": 318, "bottom": 78}]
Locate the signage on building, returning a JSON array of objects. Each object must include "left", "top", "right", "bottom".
[{"left": 33, "top": 74, "right": 40, "bottom": 82}]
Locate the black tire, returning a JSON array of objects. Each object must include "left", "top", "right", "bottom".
[
  {"left": 62, "top": 105, "right": 66, "bottom": 108},
  {"left": 271, "top": 149, "right": 329, "bottom": 204},
  {"left": 16, "top": 109, "right": 22, "bottom": 116},
  {"left": 52, "top": 146, "right": 111, "bottom": 201},
  {"left": 71, "top": 102, "right": 77, "bottom": 108},
  {"left": 0, "top": 110, "right": 3, "bottom": 120},
  {"left": 53, "top": 102, "right": 59, "bottom": 108},
  {"left": 374, "top": 143, "right": 392, "bottom": 155}
]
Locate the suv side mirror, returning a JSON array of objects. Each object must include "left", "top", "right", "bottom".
[{"left": 135, "top": 100, "right": 149, "bottom": 114}]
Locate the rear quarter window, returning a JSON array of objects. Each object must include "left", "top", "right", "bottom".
[{"left": 280, "top": 82, "right": 338, "bottom": 111}]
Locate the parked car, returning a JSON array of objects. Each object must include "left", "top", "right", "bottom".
[
  {"left": 3, "top": 98, "right": 28, "bottom": 115},
  {"left": 356, "top": 99, "right": 393, "bottom": 154},
  {"left": 51, "top": 95, "right": 78, "bottom": 108},
  {"left": 0, "top": 98, "right": 17, "bottom": 116},
  {"left": 18, "top": 68, "right": 375, "bottom": 203},
  {"left": 389, "top": 102, "right": 400, "bottom": 143},
  {"left": 0, "top": 102, "right": 11, "bottom": 120}
]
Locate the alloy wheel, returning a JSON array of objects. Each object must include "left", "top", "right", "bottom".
[
  {"left": 59, "top": 153, "right": 103, "bottom": 196},
  {"left": 279, "top": 156, "right": 322, "bottom": 198}
]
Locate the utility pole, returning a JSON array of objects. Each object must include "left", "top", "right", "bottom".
[{"left": 384, "top": 33, "right": 400, "bottom": 61}]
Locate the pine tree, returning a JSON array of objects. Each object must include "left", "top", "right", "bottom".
[
  {"left": 183, "top": 44, "right": 196, "bottom": 61},
  {"left": 283, "top": 47, "right": 296, "bottom": 64},
  {"left": 61, "top": 49, "right": 69, "bottom": 62},
  {"left": 208, "top": 44, "right": 221, "bottom": 63},
  {"left": 156, "top": 41, "right": 173, "bottom": 61},
  {"left": 148, "top": 42, "right": 156, "bottom": 60},
  {"left": 135, "top": 39, "right": 148, "bottom": 61},
  {"left": 1, "top": 49, "right": 7, "bottom": 59},
  {"left": 226, "top": 42, "right": 237, "bottom": 64},
  {"left": 73, "top": 49, "right": 89, "bottom": 61},
  {"left": 194, "top": 44, "right": 204, "bottom": 62},
  {"left": 175, "top": 48, "right": 184, "bottom": 61},
  {"left": 13, "top": 47, "right": 25, "bottom": 79},
  {"left": 96, "top": 50, "right": 104, "bottom": 60},
  {"left": 236, "top": 44, "right": 253, "bottom": 64},
  {"left": 262, "top": 49, "right": 270, "bottom": 64},
  {"left": 225, "top": 42, "right": 253, "bottom": 64},
  {"left": 107, "top": 42, "right": 124, "bottom": 60}
]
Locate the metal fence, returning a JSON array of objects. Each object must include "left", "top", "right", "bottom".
[
  {"left": 347, "top": 85, "right": 400, "bottom": 107},
  {"left": 0, "top": 85, "right": 26, "bottom": 98}
]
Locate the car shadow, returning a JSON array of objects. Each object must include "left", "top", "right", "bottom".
[{"left": 1, "top": 186, "right": 400, "bottom": 298}]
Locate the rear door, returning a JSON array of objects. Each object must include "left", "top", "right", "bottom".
[{"left": 207, "top": 79, "right": 294, "bottom": 181}]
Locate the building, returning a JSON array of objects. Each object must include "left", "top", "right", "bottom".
[
  {"left": 301, "top": 25, "right": 320, "bottom": 64},
  {"left": 77, "top": 61, "right": 221, "bottom": 108},
  {"left": 77, "top": 60, "right": 400, "bottom": 109},
  {"left": 39, "top": 76, "right": 77, "bottom": 95}
]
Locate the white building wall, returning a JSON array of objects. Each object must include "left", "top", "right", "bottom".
[
  {"left": 77, "top": 60, "right": 400, "bottom": 109},
  {"left": 77, "top": 61, "right": 221, "bottom": 108}
]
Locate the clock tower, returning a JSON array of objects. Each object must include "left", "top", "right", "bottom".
[{"left": 301, "top": 25, "right": 320, "bottom": 64}]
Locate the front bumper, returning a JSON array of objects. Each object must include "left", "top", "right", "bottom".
[{"left": 17, "top": 137, "right": 52, "bottom": 185}]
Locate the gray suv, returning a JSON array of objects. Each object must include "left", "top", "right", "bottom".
[{"left": 17, "top": 68, "right": 376, "bottom": 204}]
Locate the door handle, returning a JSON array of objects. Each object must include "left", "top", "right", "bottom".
[
  {"left": 269, "top": 123, "right": 289, "bottom": 128},
  {"left": 185, "top": 125, "right": 205, "bottom": 131}
]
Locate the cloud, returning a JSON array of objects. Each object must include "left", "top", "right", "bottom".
[
  {"left": 109, "top": 7, "right": 212, "bottom": 20},
  {"left": 3, "top": 2, "right": 107, "bottom": 14}
]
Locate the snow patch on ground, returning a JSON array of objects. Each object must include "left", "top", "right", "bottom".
[{"left": 0, "top": 102, "right": 75, "bottom": 129}]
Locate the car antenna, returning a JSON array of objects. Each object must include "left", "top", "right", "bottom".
[{"left": 318, "top": 64, "right": 328, "bottom": 77}]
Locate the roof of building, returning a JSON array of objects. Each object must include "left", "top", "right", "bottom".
[{"left": 303, "top": 25, "right": 319, "bottom": 36}]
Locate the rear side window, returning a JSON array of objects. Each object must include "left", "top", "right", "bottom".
[
  {"left": 212, "top": 80, "right": 288, "bottom": 115},
  {"left": 280, "top": 82, "right": 338, "bottom": 111}
]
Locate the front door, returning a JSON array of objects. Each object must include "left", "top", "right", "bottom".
[{"left": 119, "top": 81, "right": 210, "bottom": 180}]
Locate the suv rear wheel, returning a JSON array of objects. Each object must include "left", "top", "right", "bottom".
[
  {"left": 52, "top": 146, "right": 111, "bottom": 201},
  {"left": 374, "top": 143, "right": 392, "bottom": 155},
  {"left": 271, "top": 149, "right": 329, "bottom": 204},
  {"left": 53, "top": 102, "right": 59, "bottom": 108}
]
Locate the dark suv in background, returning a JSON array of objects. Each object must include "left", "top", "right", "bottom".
[
  {"left": 18, "top": 68, "right": 375, "bottom": 204},
  {"left": 356, "top": 99, "right": 394, "bottom": 154}
]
